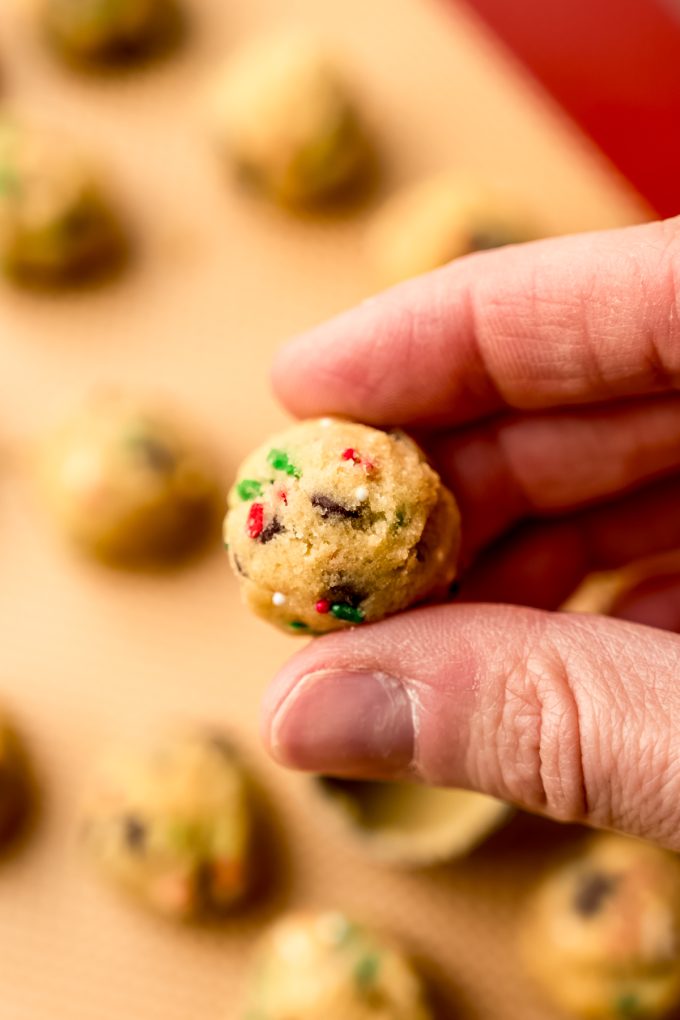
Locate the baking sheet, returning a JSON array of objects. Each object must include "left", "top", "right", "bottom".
[{"left": 0, "top": 0, "right": 650, "bottom": 1017}]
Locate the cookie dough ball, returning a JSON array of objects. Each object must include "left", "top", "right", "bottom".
[
  {"left": 520, "top": 834, "right": 680, "bottom": 1018},
  {"left": 43, "top": 0, "right": 177, "bottom": 65},
  {"left": 0, "top": 121, "right": 125, "bottom": 285},
  {"left": 367, "top": 174, "right": 532, "bottom": 285},
  {"left": 41, "top": 394, "right": 218, "bottom": 566},
  {"left": 0, "top": 714, "right": 30, "bottom": 846},
  {"left": 243, "top": 911, "right": 431, "bottom": 1020},
  {"left": 224, "top": 419, "right": 460, "bottom": 634},
  {"left": 82, "top": 731, "right": 251, "bottom": 919},
  {"left": 210, "top": 32, "right": 372, "bottom": 208}
]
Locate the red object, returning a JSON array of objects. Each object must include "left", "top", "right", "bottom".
[
  {"left": 460, "top": 0, "right": 680, "bottom": 218},
  {"left": 315, "top": 599, "right": 331, "bottom": 614},
  {"left": 277, "top": 490, "right": 288, "bottom": 505},
  {"left": 342, "top": 448, "right": 360, "bottom": 463},
  {"left": 246, "top": 503, "right": 264, "bottom": 539}
]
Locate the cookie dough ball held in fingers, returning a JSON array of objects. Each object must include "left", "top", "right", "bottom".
[
  {"left": 43, "top": 0, "right": 182, "bottom": 66},
  {"left": 242, "top": 911, "right": 432, "bottom": 1020},
  {"left": 81, "top": 731, "right": 252, "bottom": 920},
  {"left": 224, "top": 418, "right": 460, "bottom": 635},
  {"left": 210, "top": 31, "right": 374, "bottom": 209},
  {"left": 0, "top": 120, "right": 126, "bottom": 286},
  {"left": 41, "top": 393, "right": 219, "bottom": 567},
  {"left": 521, "top": 834, "right": 680, "bottom": 1019}
]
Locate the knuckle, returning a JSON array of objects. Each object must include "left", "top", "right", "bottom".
[{"left": 472, "top": 626, "right": 587, "bottom": 820}]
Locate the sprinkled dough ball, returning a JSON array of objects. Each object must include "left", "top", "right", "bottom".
[
  {"left": 41, "top": 393, "right": 218, "bottom": 566},
  {"left": 43, "top": 0, "right": 177, "bottom": 64},
  {"left": 520, "top": 834, "right": 680, "bottom": 1019},
  {"left": 0, "top": 713, "right": 30, "bottom": 846},
  {"left": 242, "top": 911, "right": 432, "bottom": 1020},
  {"left": 82, "top": 731, "right": 251, "bottom": 920},
  {"left": 210, "top": 32, "right": 372, "bottom": 208},
  {"left": 224, "top": 419, "right": 460, "bottom": 635},
  {"left": 0, "top": 120, "right": 125, "bottom": 285},
  {"left": 367, "top": 174, "right": 532, "bottom": 285}
]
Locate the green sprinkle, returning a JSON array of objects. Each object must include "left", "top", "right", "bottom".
[
  {"left": 267, "top": 448, "right": 301, "bottom": 479},
  {"left": 354, "top": 953, "right": 381, "bottom": 992},
  {"left": 166, "top": 820, "right": 207, "bottom": 857},
  {"left": 330, "top": 603, "right": 365, "bottom": 624},
  {"left": 615, "top": 994, "right": 641, "bottom": 1017},
  {"left": 394, "top": 507, "right": 407, "bottom": 528},
  {"left": 237, "top": 478, "right": 263, "bottom": 501},
  {"left": 288, "top": 620, "right": 309, "bottom": 631}
]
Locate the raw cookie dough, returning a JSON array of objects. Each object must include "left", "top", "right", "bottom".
[
  {"left": 0, "top": 120, "right": 125, "bottom": 285},
  {"left": 82, "top": 731, "right": 251, "bottom": 919},
  {"left": 367, "top": 174, "right": 532, "bottom": 285},
  {"left": 224, "top": 419, "right": 460, "bottom": 634},
  {"left": 0, "top": 713, "right": 30, "bottom": 846},
  {"left": 43, "top": 0, "right": 178, "bottom": 65},
  {"left": 41, "top": 393, "right": 218, "bottom": 566},
  {"left": 520, "top": 834, "right": 680, "bottom": 1018},
  {"left": 210, "top": 32, "right": 372, "bottom": 208},
  {"left": 242, "top": 911, "right": 432, "bottom": 1020}
]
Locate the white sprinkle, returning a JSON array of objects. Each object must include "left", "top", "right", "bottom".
[
  {"left": 319, "top": 417, "right": 333, "bottom": 428},
  {"left": 354, "top": 485, "right": 369, "bottom": 502},
  {"left": 272, "top": 592, "right": 287, "bottom": 607}
]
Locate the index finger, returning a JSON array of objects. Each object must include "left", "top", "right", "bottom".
[{"left": 272, "top": 218, "right": 680, "bottom": 428}]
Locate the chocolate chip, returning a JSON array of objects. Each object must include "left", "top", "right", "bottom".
[
  {"left": 573, "top": 871, "right": 619, "bottom": 916},
  {"left": 233, "top": 554, "right": 248, "bottom": 578},
  {"left": 123, "top": 814, "right": 147, "bottom": 851},
  {"left": 127, "top": 434, "right": 176, "bottom": 472},
  {"left": 259, "top": 518, "right": 284, "bottom": 544},
  {"left": 326, "top": 584, "right": 366, "bottom": 608},
  {"left": 414, "top": 534, "right": 429, "bottom": 562},
  {"left": 468, "top": 227, "right": 516, "bottom": 252},
  {"left": 311, "top": 494, "right": 362, "bottom": 519}
]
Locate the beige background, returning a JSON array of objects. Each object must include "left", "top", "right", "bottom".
[{"left": 0, "top": 0, "right": 651, "bottom": 1017}]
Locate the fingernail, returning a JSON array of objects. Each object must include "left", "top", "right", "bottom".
[{"left": 269, "top": 669, "right": 414, "bottom": 774}]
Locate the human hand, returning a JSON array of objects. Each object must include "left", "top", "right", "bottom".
[{"left": 261, "top": 218, "right": 680, "bottom": 850}]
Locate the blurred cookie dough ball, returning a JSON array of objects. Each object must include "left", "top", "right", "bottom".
[
  {"left": 210, "top": 32, "right": 373, "bottom": 208},
  {"left": 82, "top": 731, "right": 251, "bottom": 919},
  {"left": 521, "top": 834, "right": 680, "bottom": 1018},
  {"left": 41, "top": 393, "right": 219, "bottom": 567},
  {"left": 243, "top": 911, "right": 431, "bottom": 1020},
  {"left": 367, "top": 174, "right": 532, "bottom": 285},
  {"left": 225, "top": 418, "right": 460, "bottom": 635},
  {"left": 0, "top": 120, "right": 125, "bottom": 285},
  {"left": 43, "top": 0, "right": 179, "bottom": 65},
  {"left": 0, "top": 713, "right": 31, "bottom": 846}
]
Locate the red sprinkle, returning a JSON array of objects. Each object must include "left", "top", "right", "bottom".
[
  {"left": 315, "top": 599, "right": 331, "bottom": 614},
  {"left": 246, "top": 503, "right": 264, "bottom": 538},
  {"left": 342, "top": 448, "right": 360, "bottom": 464},
  {"left": 277, "top": 490, "right": 288, "bottom": 505}
]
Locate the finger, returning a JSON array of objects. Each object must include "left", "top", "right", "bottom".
[
  {"left": 261, "top": 605, "right": 680, "bottom": 849},
  {"left": 460, "top": 476, "right": 680, "bottom": 611},
  {"left": 273, "top": 218, "right": 680, "bottom": 428},
  {"left": 428, "top": 395, "right": 680, "bottom": 562}
]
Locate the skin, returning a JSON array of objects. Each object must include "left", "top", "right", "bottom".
[{"left": 260, "top": 217, "right": 680, "bottom": 851}]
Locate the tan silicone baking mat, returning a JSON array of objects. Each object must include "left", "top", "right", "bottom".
[{"left": 0, "top": 0, "right": 651, "bottom": 1017}]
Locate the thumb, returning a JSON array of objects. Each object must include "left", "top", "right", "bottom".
[{"left": 261, "top": 605, "right": 680, "bottom": 850}]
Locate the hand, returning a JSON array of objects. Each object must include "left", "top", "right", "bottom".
[{"left": 261, "top": 218, "right": 680, "bottom": 850}]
